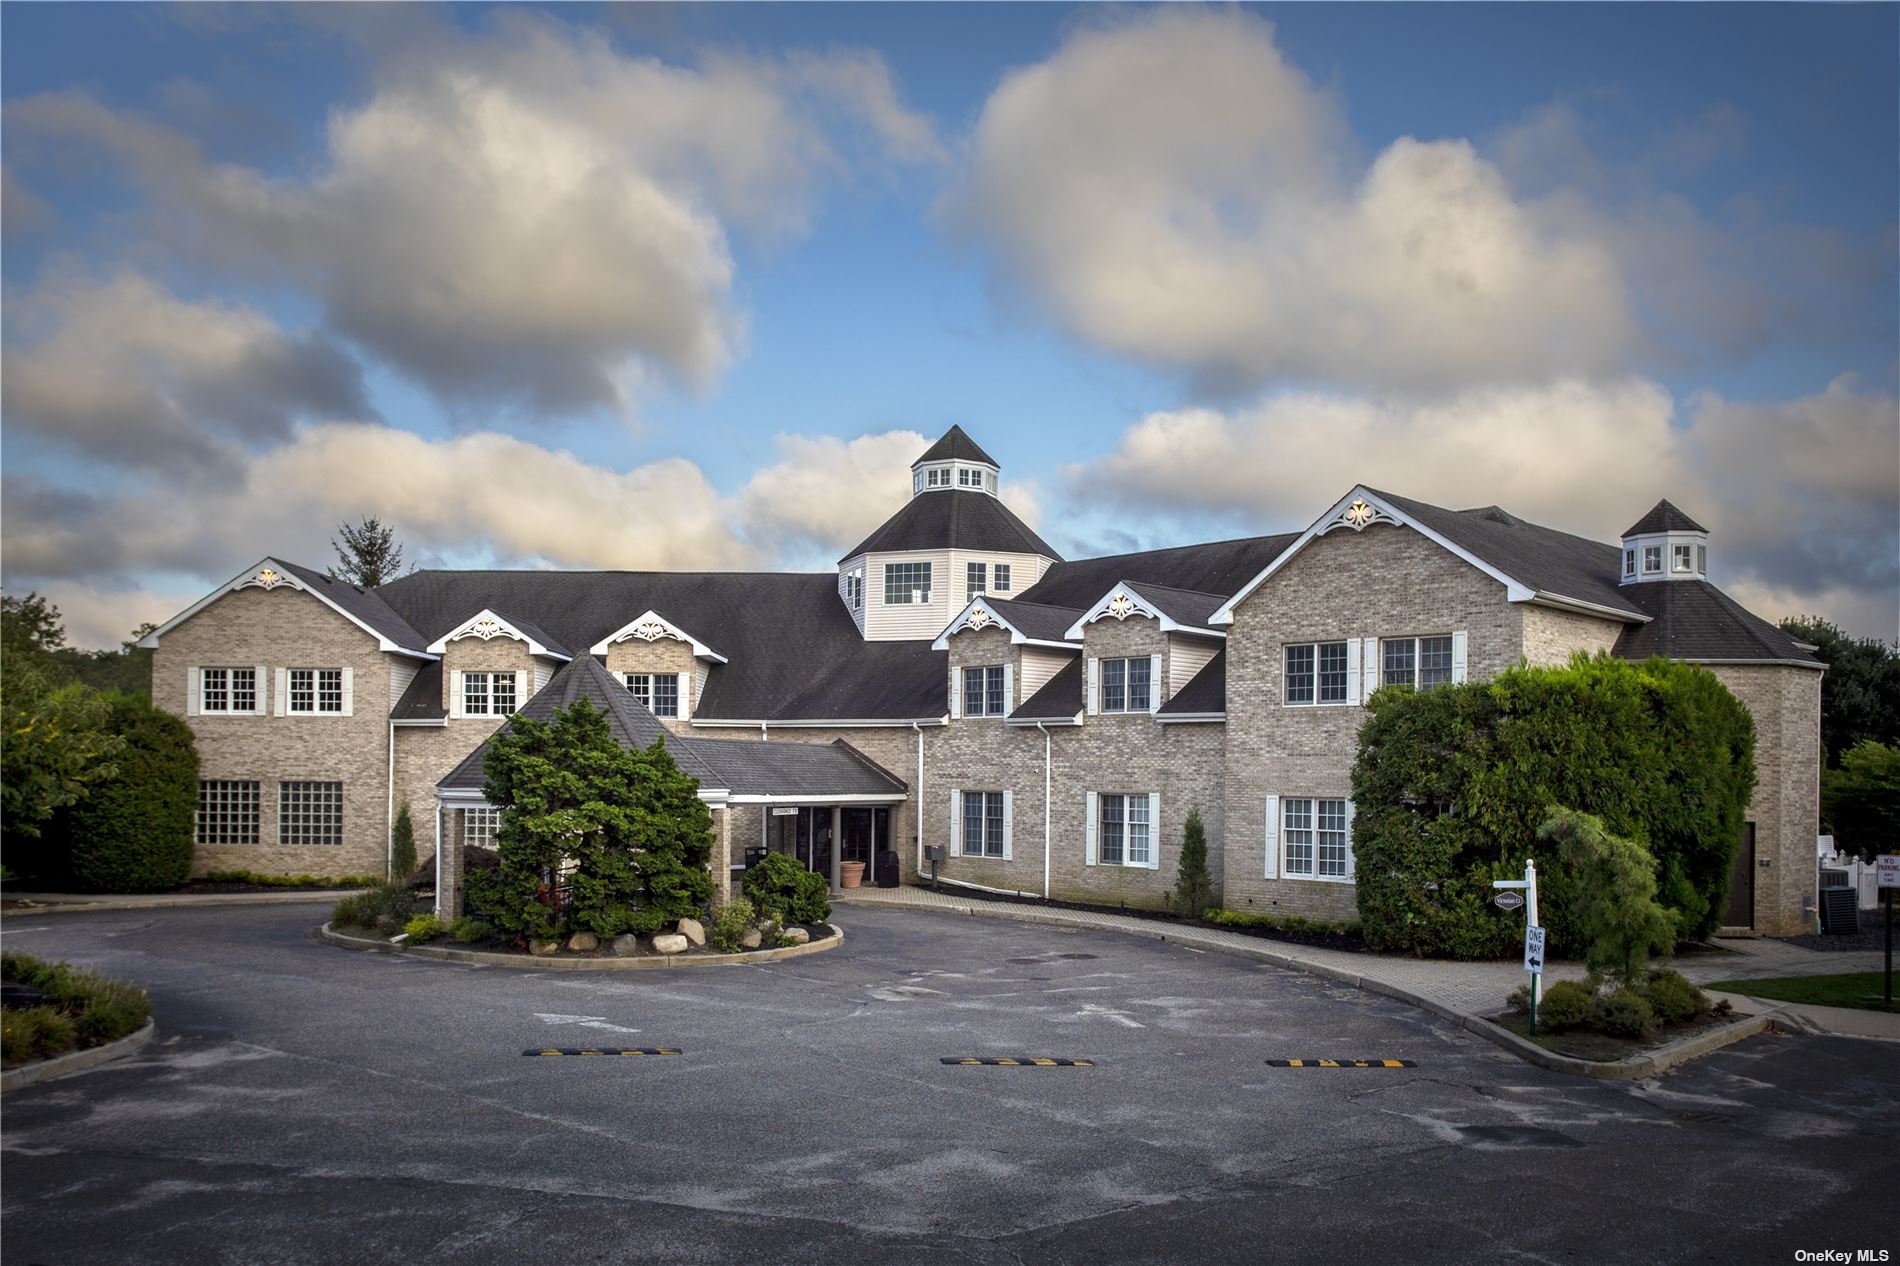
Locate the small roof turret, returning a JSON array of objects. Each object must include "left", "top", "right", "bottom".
[
  {"left": 912, "top": 425, "right": 997, "bottom": 468},
  {"left": 1623, "top": 499, "right": 1708, "bottom": 538}
]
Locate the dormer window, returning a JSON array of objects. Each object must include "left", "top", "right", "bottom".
[
  {"left": 914, "top": 471, "right": 924, "bottom": 494},
  {"left": 1672, "top": 544, "right": 1694, "bottom": 574},
  {"left": 1643, "top": 546, "right": 1663, "bottom": 575},
  {"left": 995, "top": 564, "right": 1011, "bottom": 593},
  {"left": 1697, "top": 545, "right": 1707, "bottom": 574},
  {"left": 1623, "top": 549, "right": 1636, "bottom": 579}
]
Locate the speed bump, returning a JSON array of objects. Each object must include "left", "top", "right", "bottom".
[
  {"left": 1266, "top": 1059, "right": 1414, "bottom": 1068},
  {"left": 523, "top": 1048, "right": 682, "bottom": 1057},
  {"left": 940, "top": 1057, "right": 1093, "bottom": 1067}
]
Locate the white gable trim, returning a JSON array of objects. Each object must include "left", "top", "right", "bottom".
[
  {"left": 426, "top": 609, "right": 571, "bottom": 660},
  {"left": 1064, "top": 581, "right": 1226, "bottom": 641},
  {"left": 135, "top": 559, "right": 437, "bottom": 660},
  {"left": 589, "top": 610, "right": 729, "bottom": 662},
  {"left": 931, "top": 597, "right": 1075, "bottom": 651}
]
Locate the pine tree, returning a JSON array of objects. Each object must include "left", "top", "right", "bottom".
[
  {"left": 328, "top": 517, "right": 408, "bottom": 588},
  {"left": 390, "top": 801, "right": 418, "bottom": 881},
  {"left": 1172, "top": 807, "right": 1216, "bottom": 919}
]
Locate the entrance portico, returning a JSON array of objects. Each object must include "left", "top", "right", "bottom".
[{"left": 742, "top": 797, "right": 903, "bottom": 892}]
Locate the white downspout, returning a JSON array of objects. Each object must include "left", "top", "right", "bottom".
[
  {"left": 432, "top": 802, "right": 443, "bottom": 919},
  {"left": 761, "top": 720, "right": 768, "bottom": 742},
  {"left": 1036, "top": 721, "right": 1052, "bottom": 900},
  {"left": 912, "top": 721, "right": 925, "bottom": 874},
  {"left": 386, "top": 719, "right": 397, "bottom": 881}
]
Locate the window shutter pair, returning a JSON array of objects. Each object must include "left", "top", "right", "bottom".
[
  {"left": 185, "top": 667, "right": 202, "bottom": 717},
  {"left": 677, "top": 671, "right": 689, "bottom": 717},
  {"left": 949, "top": 667, "right": 962, "bottom": 720},
  {"left": 1147, "top": 654, "right": 1162, "bottom": 714},
  {"left": 1085, "top": 659, "right": 1099, "bottom": 716},
  {"left": 448, "top": 669, "right": 464, "bottom": 719},
  {"left": 1345, "top": 640, "right": 1362, "bottom": 705},
  {"left": 950, "top": 789, "right": 962, "bottom": 856},
  {"left": 1451, "top": 631, "right": 1469, "bottom": 683},
  {"left": 1361, "top": 639, "right": 1378, "bottom": 699},
  {"left": 1263, "top": 794, "right": 1279, "bottom": 878},
  {"left": 1084, "top": 791, "right": 1098, "bottom": 865}
]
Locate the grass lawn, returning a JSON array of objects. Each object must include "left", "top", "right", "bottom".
[{"left": 1707, "top": 972, "right": 1899, "bottom": 1014}]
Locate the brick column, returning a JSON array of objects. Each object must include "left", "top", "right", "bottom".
[{"left": 709, "top": 805, "right": 732, "bottom": 909}]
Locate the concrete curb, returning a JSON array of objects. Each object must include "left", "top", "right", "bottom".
[
  {"left": 317, "top": 921, "right": 843, "bottom": 969},
  {"left": 0, "top": 1019, "right": 156, "bottom": 1093},
  {"left": 878, "top": 896, "right": 1777, "bottom": 1079},
  {"left": 6, "top": 891, "right": 370, "bottom": 914}
]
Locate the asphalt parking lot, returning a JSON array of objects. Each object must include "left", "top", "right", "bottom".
[{"left": 2, "top": 903, "right": 1895, "bottom": 1265}]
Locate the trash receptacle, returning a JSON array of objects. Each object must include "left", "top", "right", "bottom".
[{"left": 874, "top": 848, "right": 900, "bottom": 888}]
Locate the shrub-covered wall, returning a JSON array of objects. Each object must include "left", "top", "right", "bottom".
[
  {"left": 50, "top": 693, "right": 199, "bottom": 892},
  {"left": 1351, "top": 654, "right": 1756, "bottom": 959}
]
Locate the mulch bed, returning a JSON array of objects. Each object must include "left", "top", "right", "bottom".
[
  {"left": 1489, "top": 1007, "right": 1738, "bottom": 1062},
  {"left": 1783, "top": 925, "right": 1895, "bottom": 954}
]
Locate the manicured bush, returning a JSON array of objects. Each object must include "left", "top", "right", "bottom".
[
  {"left": 403, "top": 914, "right": 443, "bottom": 942},
  {"left": 1203, "top": 909, "right": 1359, "bottom": 937},
  {"left": 52, "top": 693, "right": 198, "bottom": 892},
  {"left": 1539, "top": 808, "right": 1676, "bottom": 990},
  {"left": 0, "top": 951, "right": 150, "bottom": 1065},
  {"left": 204, "top": 870, "right": 382, "bottom": 888},
  {"left": 1171, "top": 808, "right": 1215, "bottom": 918},
  {"left": 1597, "top": 987, "right": 1658, "bottom": 1038},
  {"left": 390, "top": 802, "right": 419, "bottom": 882},
  {"left": 742, "top": 852, "right": 831, "bottom": 925},
  {"left": 1535, "top": 979, "right": 1598, "bottom": 1031},
  {"left": 448, "top": 917, "right": 494, "bottom": 945},
  {"left": 366, "top": 882, "right": 415, "bottom": 928},
  {"left": 1643, "top": 969, "right": 1711, "bottom": 1023},
  {"left": 330, "top": 892, "right": 374, "bottom": 928},
  {"left": 1353, "top": 654, "right": 1756, "bottom": 959},
  {"left": 709, "top": 898, "right": 758, "bottom": 953}
]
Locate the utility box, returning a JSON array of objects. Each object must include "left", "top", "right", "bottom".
[{"left": 925, "top": 844, "right": 946, "bottom": 865}]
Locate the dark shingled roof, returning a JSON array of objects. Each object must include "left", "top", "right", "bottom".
[
  {"left": 280, "top": 560, "right": 431, "bottom": 653},
  {"left": 978, "top": 598, "right": 1086, "bottom": 643},
  {"left": 1018, "top": 533, "right": 1297, "bottom": 609},
  {"left": 392, "top": 661, "right": 446, "bottom": 721},
  {"left": 437, "top": 656, "right": 908, "bottom": 796},
  {"left": 1158, "top": 648, "right": 1226, "bottom": 717},
  {"left": 487, "top": 610, "right": 571, "bottom": 658},
  {"left": 1623, "top": 499, "right": 1709, "bottom": 537},
  {"left": 1010, "top": 657, "right": 1084, "bottom": 721},
  {"left": 839, "top": 489, "right": 1060, "bottom": 563},
  {"left": 913, "top": 425, "right": 997, "bottom": 468},
  {"left": 1124, "top": 582, "right": 1228, "bottom": 630},
  {"left": 1612, "top": 581, "right": 1821, "bottom": 666}
]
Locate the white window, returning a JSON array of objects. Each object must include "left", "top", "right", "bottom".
[
  {"left": 927, "top": 468, "right": 945, "bottom": 488},
  {"left": 963, "top": 665, "right": 1007, "bottom": 717},
  {"left": 914, "top": 471, "right": 924, "bottom": 494},
  {"left": 464, "top": 807, "right": 502, "bottom": 849},
  {"left": 961, "top": 790, "right": 1007, "bottom": 858},
  {"left": 289, "top": 668, "right": 345, "bottom": 714},
  {"left": 845, "top": 571, "right": 863, "bottom": 610},
  {"left": 622, "top": 673, "right": 680, "bottom": 719},
  {"left": 196, "top": 780, "right": 259, "bottom": 845},
  {"left": 967, "top": 561, "right": 987, "bottom": 595},
  {"left": 1696, "top": 544, "right": 1707, "bottom": 574},
  {"left": 1098, "top": 793, "right": 1153, "bottom": 867},
  {"left": 1672, "top": 544, "right": 1694, "bottom": 574},
  {"left": 1623, "top": 548, "right": 1636, "bottom": 578},
  {"left": 884, "top": 561, "right": 932, "bottom": 605},
  {"left": 1282, "top": 798, "right": 1352, "bottom": 881},
  {"left": 461, "top": 672, "right": 518, "bottom": 717},
  {"left": 994, "top": 564, "right": 1012, "bottom": 593},
  {"left": 1381, "top": 636, "right": 1455, "bottom": 691},
  {"left": 1285, "top": 642, "right": 1349, "bottom": 705},
  {"left": 200, "top": 667, "right": 258, "bottom": 714},
  {"left": 1099, "top": 657, "right": 1152, "bottom": 712},
  {"left": 1643, "top": 545, "right": 1663, "bottom": 574},
  {"left": 279, "top": 781, "right": 343, "bottom": 846},
  {"left": 958, "top": 467, "right": 974, "bottom": 487}
]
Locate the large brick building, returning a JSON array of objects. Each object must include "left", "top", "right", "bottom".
[{"left": 144, "top": 427, "right": 1824, "bottom": 934}]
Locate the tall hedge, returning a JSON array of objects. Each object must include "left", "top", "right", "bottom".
[
  {"left": 54, "top": 693, "right": 199, "bottom": 892},
  {"left": 1351, "top": 654, "right": 1755, "bottom": 959}
]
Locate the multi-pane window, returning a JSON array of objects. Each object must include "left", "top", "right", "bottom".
[
  {"left": 963, "top": 665, "right": 1007, "bottom": 717},
  {"left": 622, "top": 673, "right": 680, "bottom": 719},
  {"left": 958, "top": 467, "right": 974, "bottom": 487},
  {"left": 464, "top": 807, "right": 502, "bottom": 849},
  {"left": 961, "top": 790, "right": 1006, "bottom": 857},
  {"left": 1282, "top": 798, "right": 1351, "bottom": 880},
  {"left": 845, "top": 571, "right": 863, "bottom": 610},
  {"left": 994, "top": 564, "right": 1012, "bottom": 593},
  {"left": 967, "top": 562, "right": 987, "bottom": 595},
  {"left": 1098, "top": 794, "right": 1152, "bottom": 867},
  {"left": 884, "top": 561, "right": 932, "bottom": 605},
  {"left": 1100, "top": 657, "right": 1152, "bottom": 713},
  {"left": 289, "top": 668, "right": 344, "bottom": 714},
  {"left": 1382, "top": 636, "right": 1455, "bottom": 691},
  {"left": 1285, "top": 642, "right": 1349, "bottom": 705},
  {"left": 279, "top": 781, "right": 343, "bottom": 846},
  {"left": 1672, "top": 544, "right": 1694, "bottom": 574},
  {"left": 462, "top": 672, "right": 517, "bottom": 717},
  {"left": 200, "top": 667, "right": 258, "bottom": 714},
  {"left": 1696, "top": 545, "right": 1707, "bottom": 574},
  {"left": 196, "top": 780, "right": 259, "bottom": 844},
  {"left": 1643, "top": 545, "right": 1663, "bottom": 574},
  {"left": 1624, "top": 549, "right": 1636, "bottom": 578},
  {"left": 914, "top": 471, "right": 925, "bottom": 495}
]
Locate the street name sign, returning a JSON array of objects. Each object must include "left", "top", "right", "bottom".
[{"left": 1494, "top": 891, "right": 1525, "bottom": 911}]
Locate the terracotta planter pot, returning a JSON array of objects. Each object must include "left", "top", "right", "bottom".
[{"left": 841, "top": 860, "right": 867, "bottom": 889}]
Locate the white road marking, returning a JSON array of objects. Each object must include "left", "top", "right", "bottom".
[
  {"left": 1077, "top": 1002, "right": 1144, "bottom": 1029},
  {"left": 533, "top": 1013, "right": 642, "bottom": 1034}
]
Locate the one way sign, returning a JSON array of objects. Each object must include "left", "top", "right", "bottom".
[{"left": 1523, "top": 925, "right": 1547, "bottom": 974}]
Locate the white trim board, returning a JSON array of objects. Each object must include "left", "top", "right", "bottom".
[
  {"left": 1064, "top": 581, "right": 1226, "bottom": 641},
  {"left": 426, "top": 609, "right": 571, "bottom": 660},
  {"left": 589, "top": 610, "right": 730, "bottom": 662},
  {"left": 932, "top": 596, "right": 1078, "bottom": 651}
]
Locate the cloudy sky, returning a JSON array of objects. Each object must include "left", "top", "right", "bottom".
[{"left": 3, "top": 3, "right": 1895, "bottom": 647}]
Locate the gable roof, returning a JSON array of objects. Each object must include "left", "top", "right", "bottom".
[
  {"left": 392, "top": 661, "right": 447, "bottom": 722},
  {"left": 914, "top": 425, "right": 997, "bottom": 467},
  {"left": 839, "top": 488, "right": 1060, "bottom": 563},
  {"left": 1157, "top": 648, "right": 1226, "bottom": 720},
  {"left": 425, "top": 608, "right": 571, "bottom": 659},
  {"left": 1623, "top": 499, "right": 1708, "bottom": 537},
  {"left": 1008, "top": 656, "right": 1085, "bottom": 724},
  {"left": 588, "top": 610, "right": 727, "bottom": 662},
  {"left": 933, "top": 596, "right": 1085, "bottom": 649},
  {"left": 138, "top": 557, "right": 434, "bottom": 658},
  {"left": 1612, "top": 581, "right": 1822, "bottom": 667},
  {"left": 1065, "top": 580, "right": 1229, "bottom": 639},
  {"left": 1018, "top": 533, "right": 1296, "bottom": 609}
]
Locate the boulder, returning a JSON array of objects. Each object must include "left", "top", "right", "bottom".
[
  {"left": 676, "top": 917, "right": 706, "bottom": 947},
  {"left": 528, "top": 939, "right": 559, "bottom": 957},
  {"left": 782, "top": 927, "right": 810, "bottom": 946},
  {"left": 566, "top": 931, "right": 599, "bottom": 952},
  {"left": 652, "top": 933, "right": 689, "bottom": 955},
  {"left": 739, "top": 929, "right": 763, "bottom": 950},
  {"left": 610, "top": 934, "right": 639, "bottom": 957}
]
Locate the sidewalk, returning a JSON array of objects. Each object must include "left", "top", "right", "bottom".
[{"left": 836, "top": 884, "right": 1888, "bottom": 1037}]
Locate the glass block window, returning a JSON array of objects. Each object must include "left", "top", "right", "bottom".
[
  {"left": 196, "top": 780, "right": 259, "bottom": 845},
  {"left": 200, "top": 667, "right": 258, "bottom": 714},
  {"left": 1285, "top": 643, "right": 1349, "bottom": 705},
  {"left": 1100, "top": 657, "right": 1151, "bottom": 712},
  {"left": 464, "top": 807, "right": 502, "bottom": 849},
  {"left": 279, "top": 781, "right": 343, "bottom": 846},
  {"left": 884, "top": 561, "right": 932, "bottom": 605},
  {"left": 289, "top": 668, "right": 343, "bottom": 714}
]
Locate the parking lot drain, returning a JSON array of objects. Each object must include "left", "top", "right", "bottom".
[
  {"left": 1266, "top": 1059, "right": 1415, "bottom": 1068},
  {"left": 941, "top": 1057, "right": 1094, "bottom": 1067},
  {"left": 523, "top": 1048, "right": 682, "bottom": 1057}
]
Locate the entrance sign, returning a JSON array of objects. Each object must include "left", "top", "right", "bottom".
[
  {"left": 771, "top": 807, "right": 798, "bottom": 817},
  {"left": 1493, "top": 890, "right": 1525, "bottom": 912},
  {"left": 1523, "top": 925, "right": 1547, "bottom": 974},
  {"left": 1495, "top": 859, "right": 1543, "bottom": 1030}
]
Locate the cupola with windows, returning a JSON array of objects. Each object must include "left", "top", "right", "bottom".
[
  {"left": 1619, "top": 499, "right": 1710, "bottom": 585},
  {"left": 910, "top": 424, "right": 1000, "bottom": 496}
]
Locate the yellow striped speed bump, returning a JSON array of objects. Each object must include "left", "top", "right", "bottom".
[
  {"left": 941, "top": 1057, "right": 1093, "bottom": 1067},
  {"left": 523, "top": 1048, "right": 682, "bottom": 1057},
  {"left": 1266, "top": 1059, "right": 1414, "bottom": 1068}
]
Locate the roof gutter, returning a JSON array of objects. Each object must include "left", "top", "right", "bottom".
[
  {"left": 691, "top": 717, "right": 950, "bottom": 730},
  {"left": 1155, "top": 712, "right": 1226, "bottom": 724},
  {"left": 1526, "top": 591, "right": 1652, "bottom": 624}
]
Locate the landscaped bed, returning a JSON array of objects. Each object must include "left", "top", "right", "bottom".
[
  {"left": 324, "top": 909, "right": 838, "bottom": 961},
  {"left": 1488, "top": 1006, "right": 1740, "bottom": 1062},
  {"left": 1, "top": 951, "right": 151, "bottom": 1068},
  {"left": 1706, "top": 972, "right": 1899, "bottom": 1014}
]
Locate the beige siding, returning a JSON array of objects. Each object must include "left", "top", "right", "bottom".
[
  {"left": 1167, "top": 634, "right": 1221, "bottom": 700},
  {"left": 389, "top": 657, "right": 420, "bottom": 711},
  {"left": 1020, "top": 646, "right": 1077, "bottom": 705},
  {"left": 862, "top": 549, "right": 1054, "bottom": 642}
]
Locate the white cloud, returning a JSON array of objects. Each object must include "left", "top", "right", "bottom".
[
  {"left": 955, "top": 8, "right": 1635, "bottom": 392},
  {"left": 26, "top": 581, "right": 205, "bottom": 652},
  {"left": 734, "top": 430, "right": 928, "bottom": 556}
]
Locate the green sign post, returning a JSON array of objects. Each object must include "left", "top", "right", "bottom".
[{"left": 1494, "top": 860, "right": 1543, "bottom": 1033}]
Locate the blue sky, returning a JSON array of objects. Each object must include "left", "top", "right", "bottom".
[{"left": 3, "top": 3, "right": 1895, "bottom": 645}]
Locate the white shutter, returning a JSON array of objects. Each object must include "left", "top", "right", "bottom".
[
  {"left": 1085, "top": 791, "right": 1098, "bottom": 865},
  {"left": 1148, "top": 654, "right": 1162, "bottom": 713},
  {"left": 340, "top": 667, "right": 354, "bottom": 717},
  {"left": 1361, "top": 638, "right": 1379, "bottom": 700},
  {"left": 950, "top": 667, "right": 962, "bottom": 720},
  {"left": 1146, "top": 793, "right": 1161, "bottom": 869},
  {"left": 186, "top": 667, "right": 201, "bottom": 717},
  {"left": 1263, "top": 794, "right": 1279, "bottom": 879},
  {"left": 1003, "top": 663, "right": 1014, "bottom": 714},
  {"left": 1344, "top": 799, "right": 1357, "bottom": 880},
  {"left": 1002, "top": 790, "right": 1014, "bottom": 860},
  {"left": 1345, "top": 639, "right": 1362, "bottom": 706},
  {"left": 950, "top": 790, "right": 962, "bottom": 856},
  {"left": 449, "top": 670, "right": 464, "bottom": 719},
  {"left": 1451, "top": 631, "right": 1469, "bottom": 683},
  {"left": 1086, "top": 658, "right": 1100, "bottom": 716},
  {"left": 674, "top": 672, "right": 688, "bottom": 718},
  {"left": 253, "top": 665, "right": 268, "bottom": 715},
  {"left": 274, "top": 668, "right": 288, "bottom": 717}
]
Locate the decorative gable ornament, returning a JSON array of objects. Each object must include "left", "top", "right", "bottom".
[
  {"left": 1328, "top": 498, "right": 1397, "bottom": 534},
  {"left": 1105, "top": 590, "right": 1139, "bottom": 620},
  {"left": 458, "top": 616, "right": 509, "bottom": 641},
  {"left": 627, "top": 617, "right": 674, "bottom": 643},
  {"left": 966, "top": 607, "right": 994, "bottom": 630},
  {"left": 242, "top": 566, "right": 288, "bottom": 591}
]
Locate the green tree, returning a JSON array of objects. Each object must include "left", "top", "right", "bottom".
[
  {"left": 1172, "top": 807, "right": 1215, "bottom": 918},
  {"left": 467, "top": 698, "right": 714, "bottom": 941},
  {"left": 1537, "top": 807, "right": 1676, "bottom": 989},
  {"left": 390, "top": 801, "right": 419, "bottom": 881},
  {"left": 53, "top": 693, "right": 199, "bottom": 892},
  {"left": 329, "top": 516, "right": 409, "bottom": 588},
  {"left": 1779, "top": 617, "right": 1900, "bottom": 765},
  {"left": 2, "top": 591, "right": 67, "bottom": 670},
  {"left": 1822, "top": 742, "right": 1900, "bottom": 862},
  {"left": 1, "top": 660, "right": 124, "bottom": 859}
]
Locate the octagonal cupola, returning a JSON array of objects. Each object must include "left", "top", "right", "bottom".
[
  {"left": 1620, "top": 499, "right": 1709, "bottom": 585},
  {"left": 910, "top": 424, "right": 1000, "bottom": 497}
]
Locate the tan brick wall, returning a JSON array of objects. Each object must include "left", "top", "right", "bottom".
[
  {"left": 152, "top": 585, "right": 396, "bottom": 879},
  {"left": 393, "top": 720, "right": 505, "bottom": 869},
  {"left": 1520, "top": 605, "right": 1626, "bottom": 667},
  {"left": 1706, "top": 663, "right": 1823, "bottom": 936},
  {"left": 605, "top": 638, "right": 699, "bottom": 736}
]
